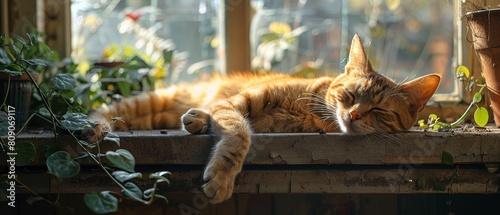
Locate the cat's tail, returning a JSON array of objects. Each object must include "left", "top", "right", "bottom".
[{"left": 88, "top": 85, "right": 197, "bottom": 133}]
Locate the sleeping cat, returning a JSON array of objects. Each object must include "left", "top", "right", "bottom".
[{"left": 89, "top": 34, "right": 441, "bottom": 204}]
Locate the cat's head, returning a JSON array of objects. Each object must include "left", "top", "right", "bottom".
[{"left": 328, "top": 34, "right": 441, "bottom": 134}]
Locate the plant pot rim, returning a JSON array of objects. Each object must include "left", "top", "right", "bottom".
[
  {"left": 465, "top": 8, "right": 500, "bottom": 16},
  {"left": 0, "top": 72, "right": 39, "bottom": 81}
]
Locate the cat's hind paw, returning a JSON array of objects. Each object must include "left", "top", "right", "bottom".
[{"left": 181, "top": 108, "right": 209, "bottom": 134}]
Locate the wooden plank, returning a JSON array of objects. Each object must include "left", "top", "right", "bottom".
[
  {"left": 12, "top": 128, "right": 500, "bottom": 166},
  {"left": 16, "top": 168, "right": 500, "bottom": 194}
]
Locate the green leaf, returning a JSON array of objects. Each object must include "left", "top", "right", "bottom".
[
  {"left": 154, "top": 194, "right": 169, "bottom": 204},
  {"left": 84, "top": 192, "right": 118, "bottom": 214},
  {"left": 432, "top": 181, "right": 445, "bottom": 191},
  {"left": 456, "top": 65, "right": 470, "bottom": 78},
  {"left": 416, "top": 177, "right": 426, "bottom": 189},
  {"left": 428, "top": 114, "right": 438, "bottom": 122},
  {"left": 143, "top": 188, "right": 157, "bottom": 199},
  {"left": 116, "top": 81, "right": 131, "bottom": 97},
  {"left": 418, "top": 119, "right": 428, "bottom": 128},
  {"left": 26, "top": 197, "right": 45, "bottom": 205},
  {"left": 122, "top": 182, "right": 142, "bottom": 200},
  {"left": 442, "top": 151, "right": 454, "bottom": 166},
  {"left": 474, "top": 106, "right": 489, "bottom": 127},
  {"left": 0, "top": 111, "right": 8, "bottom": 136},
  {"left": 106, "top": 149, "right": 135, "bottom": 172},
  {"left": 37, "top": 41, "right": 52, "bottom": 55},
  {"left": 46, "top": 151, "right": 81, "bottom": 179},
  {"left": 260, "top": 32, "right": 281, "bottom": 43},
  {"left": 38, "top": 107, "right": 51, "bottom": 118},
  {"left": 122, "top": 56, "right": 151, "bottom": 70},
  {"left": 112, "top": 171, "right": 142, "bottom": 182},
  {"left": 0, "top": 68, "right": 23, "bottom": 76},
  {"left": 21, "top": 59, "right": 47, "bottom": 67},
  {"left": 142, "top": 188, "right": 169, "bottom": 204},
  {"left": 6, "top": 63, "right": 22, "bottom": 72},
  {"left": 473, "top": 92, "right": 482, "bottom": 103},
  {"left": 51, "top": 73, "right": 77, "bottom": 90},
  {"left": 162, "top": 49, "right": 174, "bottom": 65},
  {"left": 59, "top": 89, "right": 76, "bottom": 99},
  {"left": 60, "top": 112, "right": 91, "bottom": 131},
  {"left": 149, "top": 171, "right": 171, "bottom": 184},
  {"left": 15, "top": 141, "right": 36, "bottom": 166},
  {"left": 13, "top": 36, "right": 27, "bottom": 47}
]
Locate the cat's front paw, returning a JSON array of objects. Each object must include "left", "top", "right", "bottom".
[
  {"left": 202, "top": 159, "right": 237, "bottom": 204},
  {"left": 181, "top": 108, "right": 209, "bottom": 134}
]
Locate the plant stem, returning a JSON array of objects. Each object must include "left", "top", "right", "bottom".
[
  {"left": 15, "top": 177, "right": 56, "bottom": 206},
  {"left": 449, "top": 100, "right": 477, "bottom": 127},
  {"left": 24, "top": 70, "right": 59, "bottom": 136},
  {"left": 0, "top": 75, "right": 11, "bottom": 109}
]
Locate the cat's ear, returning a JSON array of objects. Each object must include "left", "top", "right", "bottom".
[
  {"left": 345, "top": 34, "right": 373, "bottom": 75},
  {"left": 400, "top": 74, "right": 441, "bottom": 113}
]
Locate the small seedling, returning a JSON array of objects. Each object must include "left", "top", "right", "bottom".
[{"left": 419, "top": 65, "right": 489, "bottom": 130}]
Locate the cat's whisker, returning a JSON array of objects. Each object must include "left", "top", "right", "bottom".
[{"left": 372, "top": 132, "right": 403, "bottom": 146}]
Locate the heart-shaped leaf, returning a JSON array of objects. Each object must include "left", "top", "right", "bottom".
[
  {"left": 106, "top": 149, "right": 135, "bottom": 172},
  {"left": 84, "top": 191, "right": 118, "bottom": 214},
  {"left": 122, "top": 182, "right": 142, "bottom": 200},
  {"left": 51, "top": 73, "right": 76, "bottom": 90},
  {"left": 112, "top": 171, "right": 142, "bottom": 182},
  {"left": 60, "top": 112, "right": 91, "bottom": 131},
  {"left": 474, "top": 106, "right": 489, "bottom": 127},
  {"left": 15, "top": 141, "right": 36, "bottom": 166},
  {"left": 442, "top": 151, "right": 454, "bottom": 166},
  {"left": 456, "top": 65, "right": 470, "bottom": 78},
  {"left": 46, "top": 151, "right": 80, "bottom": 179},
  {"left": 473, "top": 92, "right": 482, "bottom": 103}
]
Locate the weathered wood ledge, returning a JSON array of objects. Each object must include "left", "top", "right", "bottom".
[{"left": 4, "top": 126, "right": 500, "bottom": 194}]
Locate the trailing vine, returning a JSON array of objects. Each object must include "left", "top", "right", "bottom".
[{"left": 0, "top": 33, "right": 172, "bottom": 213}]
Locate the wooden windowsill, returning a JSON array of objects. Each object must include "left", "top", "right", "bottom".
[{"left": 6, "top": 126, "right": 500, "bottom": 195}]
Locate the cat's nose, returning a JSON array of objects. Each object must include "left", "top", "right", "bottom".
[{"left": 349, "top": 110, "right": 359, "bottom": 121}]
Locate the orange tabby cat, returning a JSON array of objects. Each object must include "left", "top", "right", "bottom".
[{"left": 90, "top": 34, "right": 441, "bottom": 204}]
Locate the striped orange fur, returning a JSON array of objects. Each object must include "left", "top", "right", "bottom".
[{"left": 90, "top": 34, "right": 441, "bottom": 203}]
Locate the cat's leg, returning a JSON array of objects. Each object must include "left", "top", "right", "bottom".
[{"left": 182, "top": 100, "right": 251, "bottom": 204}]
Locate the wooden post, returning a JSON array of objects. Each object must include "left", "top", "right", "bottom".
[{"left": 222, "top": 0, "right": 251, "bottom": 73}]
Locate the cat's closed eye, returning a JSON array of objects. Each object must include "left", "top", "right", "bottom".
[
  {"left": 337, "top": 89, "right": 355, "bottom": 105},
  {"left": 369, "top": 107, "right": 385, "bottom": 113}
]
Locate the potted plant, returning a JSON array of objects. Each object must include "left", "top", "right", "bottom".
[
  {"left": 464, "top": 2, "right": 500, "bottom": 126},
  {"left": 0, "top": 33, "right": 57, "bottom": 130}
]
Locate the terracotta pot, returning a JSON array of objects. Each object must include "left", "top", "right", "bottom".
[
  {"left": 466, "top": 8, "right": 500, "bottom": 126},
  {"left": 0, "top": 72, "right": 38, "bottom": 130}
]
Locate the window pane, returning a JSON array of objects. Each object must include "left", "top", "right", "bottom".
[
  {"left": 71, "top": 0, "right": 219, "bottom": 83},
  {"left": 250, "top": 0, "right": 455, "bottom": 94}
]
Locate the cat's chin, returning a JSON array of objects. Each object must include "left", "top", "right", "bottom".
[{"left": 337, "top": 118, "right": 372, "bottom": 135}]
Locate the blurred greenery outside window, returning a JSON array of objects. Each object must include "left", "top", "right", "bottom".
[{"left": 71, "top": 0, "right": 456, "bottom": 95}]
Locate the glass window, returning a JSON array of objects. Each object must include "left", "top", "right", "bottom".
[
  {"left": 71, "top": 0, "right": 219, "bottom": 83},
  {"left": 71, "top": 0, "right": 456, "bottom": 95},
  {"left": 250, "top": 0, "right": 455, "bottom": 94}
]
